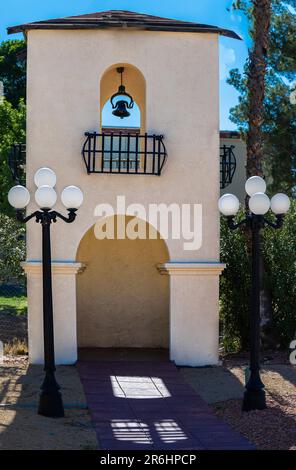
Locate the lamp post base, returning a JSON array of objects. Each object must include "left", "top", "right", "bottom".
[
  {"left": 38, "top": 370, "right": 65, "bottom": 418},
  {"left": 38, "top": 390, "right": 65, "bottom": 418},
  {"left": 242, "top": 388, "right": 266, "bottom": 412}
]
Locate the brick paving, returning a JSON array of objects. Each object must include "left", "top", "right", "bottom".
[{"left": 77, "top": 360, "right": 254, "bottom": 450}]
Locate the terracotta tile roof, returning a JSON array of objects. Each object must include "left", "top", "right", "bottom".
[{"left": 7, "top": 10, "right": 241, "bottom": 40}]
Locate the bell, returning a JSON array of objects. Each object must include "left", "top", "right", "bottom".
[
  {"left": 110, "top": 68, "right": 134, "bottom": 119},
  {"left": 112, "top": 100, "right": 131, "bottom": 119}
]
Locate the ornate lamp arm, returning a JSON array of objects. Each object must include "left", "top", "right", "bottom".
[
  {"left": 16, "top": 210, "right": 42, "bottom": 224},
  {"left": 53, "top": 209, "right": 77, "bottom": 224},
  {"left": 226, "top": 215, "right": 250, "bottom": 231},
  {"left": 263, "top": 214, "right": 284, "bottom": 230},
  {"left": 16, "top": 209, "right": 77, "bottom": 225}
]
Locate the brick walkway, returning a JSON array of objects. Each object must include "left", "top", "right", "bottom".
[{"left": 77, "top": 359, "right": 254, "bottom": 450}]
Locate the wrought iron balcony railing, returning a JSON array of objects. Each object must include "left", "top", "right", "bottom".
[
  {"left": 220, "top": 144, "right": 236, "bottom": 189},
  {"left": 82, "top": 131, "right": 167, "bottom": 176},
  {"left": 8, "top": 141, "right": 237, "bottom": 188}
]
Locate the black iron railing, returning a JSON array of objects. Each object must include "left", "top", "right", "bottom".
[
  {"left": 8, "top": 141, "right": 237, "bottom": 188},
  {"left": 82, "top": 132, "right": 167, "bottom": 176},
  {"left": 8, "top": 143, "right": 26, "bottom": 184},
  {"left": 220, "top": 144, "right": 236, "bottom": 189}
]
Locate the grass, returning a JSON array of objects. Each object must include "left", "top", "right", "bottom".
[
  {"left": 0, "top": 294, "right": 27, "bottom": 316},
  {"left": 4, "top": 338, "right": 28, "bottom": 355}
]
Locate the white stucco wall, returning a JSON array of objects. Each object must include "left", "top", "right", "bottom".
[
  {"left": 26, "top": 29, "right": 220, "bottom": 261},
  {"left": 24, "top": 28, "right": 223, "bottom": 365}
]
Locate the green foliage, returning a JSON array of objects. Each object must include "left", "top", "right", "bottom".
[
  {"left": 0, "top": 99, "right": 26, "bottom": 215},
  {"left": 262, "top": 199, "right": 296, "bottom": 346},
  {"left": 221, "top": 1, "right": 296, "bottom": 350},
  {"left": 268, "top": 0, "right": 296, "bottom": 79},
  {"left": 0, "top": 40, "right": 26, "bottom": 107},
  {"left": 0, "top": 294, "right": 27, "bottom": 316},
  {"left": 220, "top": 201, "right": 296, "bottom": 351},
  {"left": 219, "top": 211, "right": 251, "bottom": 351},
  {"left": 0, "top": 40, "right": 27, "bottom": 213},
  {"left": 0, "top": 212, "right": 25, "bottom": 283},
  {"left": 228, "top": 0, "right": 296, "bottom": 194}
]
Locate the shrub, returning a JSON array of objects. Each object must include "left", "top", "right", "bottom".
[
  {"left": 0, "top": 99, "right": 26, "bottom": 216},
  {"left": 0, "top": 212, "right": 25, "bottom": 283},
  {"left": 4, "top": 338, "right": 28, "bottom": 356},
  {"left": 262, "top": 199, "right": 296, "bottom": 347},
  {"left": 219, "top": 211, "right": 251, "bottom": 352},
  {"left": 220, "top": 200, "right": 296, "bottom": 351}
]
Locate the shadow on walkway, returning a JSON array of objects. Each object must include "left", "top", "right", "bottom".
[{"left": 77, "top": 350, "right": 254, "bottom": 451}]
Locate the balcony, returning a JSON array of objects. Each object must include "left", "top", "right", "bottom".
[
  {"left": 82, "top": 131, "right": 167, "bottom": 176},
  {"left": 8, "top": 141, "right": 237, "bottom": 188},
  {"left": 220, "top": 144, "right": 236, "bottom": 189}
]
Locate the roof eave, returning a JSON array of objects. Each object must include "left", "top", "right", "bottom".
[{"left": 7, "top": 23, "right": 241, "bottom": 40}]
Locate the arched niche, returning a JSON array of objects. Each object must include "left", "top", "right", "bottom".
[{"left": 100, "top": 63, "right": 146, "bottom": 133}]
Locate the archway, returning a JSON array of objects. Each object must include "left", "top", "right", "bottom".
[
  {"left": 100, "top": 63, "right": 146, "bottom": 133},
  {"left": 76, "top": 216, "right": 169, "bottom": 349}
]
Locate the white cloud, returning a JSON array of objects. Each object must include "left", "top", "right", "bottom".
[{"left": 219, "top": 44, "right": 236, "bottom": 81}]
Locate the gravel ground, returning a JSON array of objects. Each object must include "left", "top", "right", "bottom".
[
  {"left": 1, "top": 354, "right": 295, "bottom": 450},
  {"left": 213, "top": 394, "right": 296, "bottom": 450},
  {"left": 182, "top": 355, "right": 296, "bottom": 450},
  {"left": 0, "top": 356, "right": 98, "bottom": 450}
]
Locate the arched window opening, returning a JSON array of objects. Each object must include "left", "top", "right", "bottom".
[
  {"left": 102, "top": 99, "right": 141, "bottom": 130},
  {"left": 81, "top": 62, "right": 166, "bottom": 175},
  {"left": 99, "top": 64, "right": 145, "bottom": 172},
  {"left": 100, "top": 63, "right": 145, "bottom": 132}
]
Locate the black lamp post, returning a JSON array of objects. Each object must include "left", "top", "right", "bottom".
[
  {"left": 8, "top": 168, "right": 83, "bottom": 418},
  {"left": 218, "top": 176, "right": 290, "bottom": 411}
]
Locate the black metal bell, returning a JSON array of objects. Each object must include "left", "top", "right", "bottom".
[
  {"left": 110, "top": 68, "right": 134, "bottom": 119},
  {"left": 112, "top": 100, "right": 131, "bottom": 119}
]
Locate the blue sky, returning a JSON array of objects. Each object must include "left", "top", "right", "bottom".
[{"left": 1, "top": 0, "right": 250, "bottom": 130}]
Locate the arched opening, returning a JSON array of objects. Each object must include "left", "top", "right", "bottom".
[
  {"left": 76, "top": 216, "right": 169, "bottom": 350},
  {"left": 102, "top": 99, "right": 141, "bottom": 129},
  {"left": 100, "top": 63, "right": 146, "bottom": 133}
]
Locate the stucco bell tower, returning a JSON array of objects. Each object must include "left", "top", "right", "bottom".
[{"left": 8, "top": 10, "right": 240, "bottom": 366}]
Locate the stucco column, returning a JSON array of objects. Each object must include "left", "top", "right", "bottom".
[
  {"left": 22, "top": 261, "right": 85, "bottom": 365},
  {"left": 158, "top": 262, "right": 225, "bottom": 367}
]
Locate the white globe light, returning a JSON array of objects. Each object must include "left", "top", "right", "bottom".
[
  {"left": 34, "top": 167, "right": 56, "bottom": 188},
  {"left": 249, "top": 192, "right": 270, "bottom": 215},
  {"left": 61, "top": 186, "right": 84, "bottom": 209},
  {"left": 218, "top": 193, "right": 240, "bottom": 216},
  {"left": 8, "top": 185, "right": 30, "bottom": 209},
  {"left": 270, "top": 193, "right": 290, "bottom": 215},
  {"left": 35, "top": 185, "right": 57, "bottom": 209},
  {"left": 245, "top": 176, "right": 266, "bottom": 196}
]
